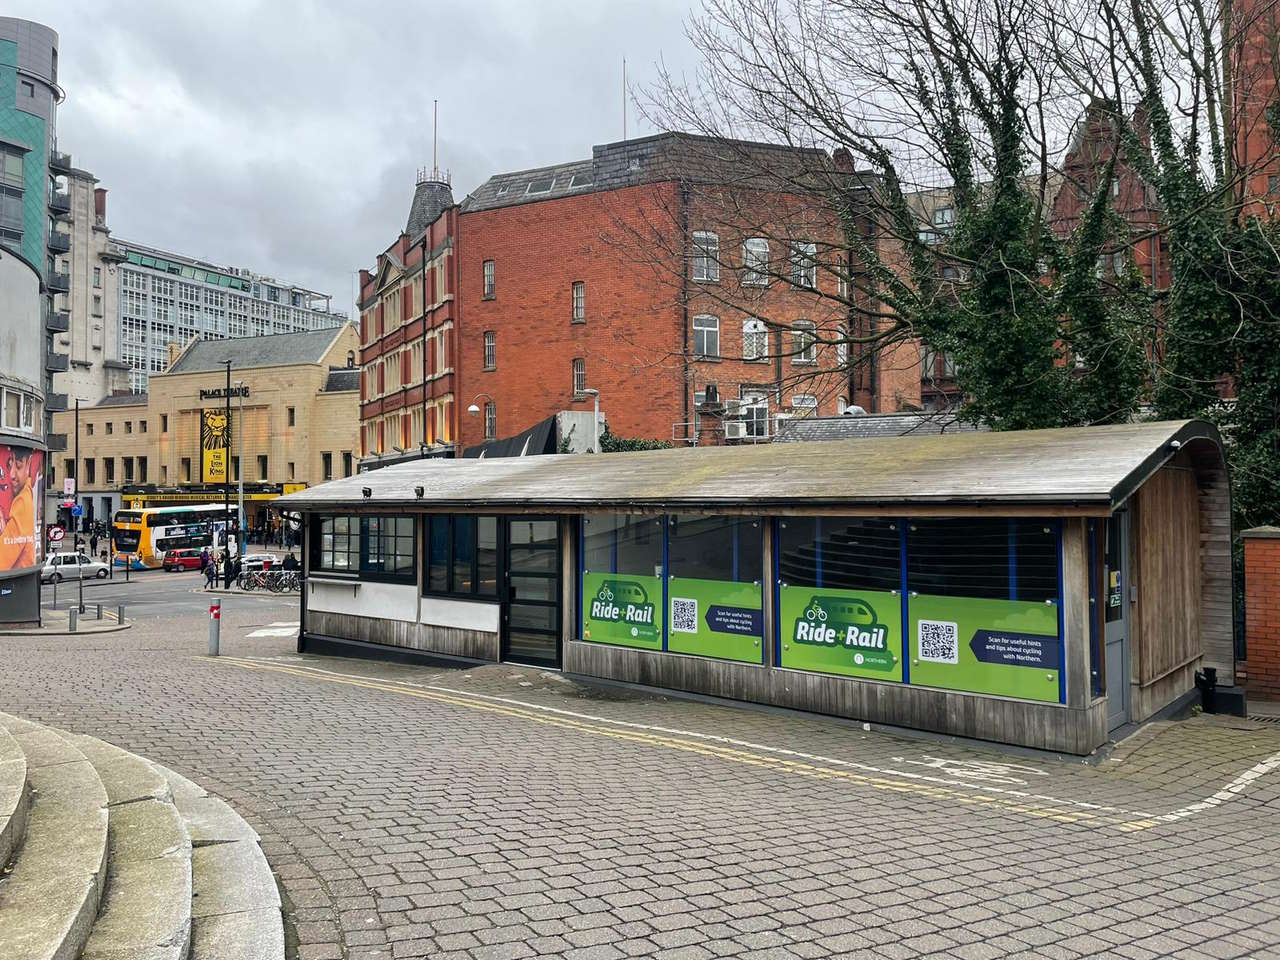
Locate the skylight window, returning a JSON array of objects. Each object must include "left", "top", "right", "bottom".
[
  {"left": 570, "top": 173, "right": 594, "bottom": 188},
  {"left": 526, "top": 177, "right": 555, "bottom": 195}
]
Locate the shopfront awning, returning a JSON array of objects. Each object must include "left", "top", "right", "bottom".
[{"left": 277, "top": 420, "right": 1224, "bottom": 516}]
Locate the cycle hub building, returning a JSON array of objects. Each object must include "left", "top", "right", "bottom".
[{"left": 279, "top": 420, "right": 1233, "bottom": 754}]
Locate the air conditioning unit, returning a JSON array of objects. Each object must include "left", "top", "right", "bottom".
[
  {"left": 724, "top": 398, "right": 744, "bottom": 418},
  {"left": 724, "top": 420, "right": 748, "bottom": 440}
]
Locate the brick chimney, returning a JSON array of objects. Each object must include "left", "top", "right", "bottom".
[
  {"left": 94, "top": 187, "right": 107, "bottom": 225},
  {"left": 695, "top": 383, "right": 726, "bottom": 447}
]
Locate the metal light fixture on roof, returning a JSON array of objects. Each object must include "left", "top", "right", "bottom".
[
  {"left": 361, "top": 487, "right": 372, "bottom": 499},
  {"left": 414, "top": 485, "right": 425, "bottom": 499}
]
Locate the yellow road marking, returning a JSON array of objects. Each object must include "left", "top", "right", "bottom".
[{"left": 206, "top": 656, "right": 1155, "bottom": 831}]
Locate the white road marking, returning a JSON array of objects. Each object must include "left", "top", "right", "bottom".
[
  {"left": 228, "top": 657, "right": 1154, "bottom": 819},
  {"left": 246, "top": 622, "right": 300, "bottom": 638},
  {"left": 1155, "top": 751, "right": 1280, "bottom": 823}
]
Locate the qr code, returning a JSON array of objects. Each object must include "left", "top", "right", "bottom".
[
  {"left": 671, "top": 598, "right": 698, "bottom": 633},
  {"left": 918, "top": 619, "right": 959, "bottom": 664}
]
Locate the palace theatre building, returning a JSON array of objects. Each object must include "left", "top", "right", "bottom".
[{"left": 280, "top": 420, "right": 1233, "bottom": 754}]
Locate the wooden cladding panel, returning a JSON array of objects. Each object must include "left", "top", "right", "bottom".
[{"left": 1133, "top": 466, "right": 1201, "bottom": 686}]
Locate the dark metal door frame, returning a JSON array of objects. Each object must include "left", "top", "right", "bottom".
[{"left": 500, "top": 516, "right": 563, "bottom": 668}]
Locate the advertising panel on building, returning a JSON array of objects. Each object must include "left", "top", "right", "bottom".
[
  {"left": 0, "top": 444, "right": 45, "bottom": 571},
  {"left": 200, "top": 409, "right": 230, "bottom": 484}
]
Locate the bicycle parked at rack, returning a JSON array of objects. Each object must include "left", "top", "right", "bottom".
[{"left": 236, "top": 569, "right": 301, "bottom": 593}]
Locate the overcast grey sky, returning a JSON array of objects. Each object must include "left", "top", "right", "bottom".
[{"left": 22, "top": 0, "right": 698, "bottom": 315}]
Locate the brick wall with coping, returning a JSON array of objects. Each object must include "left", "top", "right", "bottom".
[{"left": 1244, "top": 526, "right": 1280, "bottom": 701}]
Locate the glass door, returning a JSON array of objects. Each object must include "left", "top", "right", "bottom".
[{"left": 502, "top": 517, "right": 562, "bottom": 668}]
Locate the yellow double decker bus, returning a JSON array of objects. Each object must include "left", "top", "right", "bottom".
[{"left": 111, "top": 503, "right": 235, "bottom": 570}]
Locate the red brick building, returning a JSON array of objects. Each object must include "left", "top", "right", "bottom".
[{"left": 360, "top": 134, "right": 914, "bottom": 465}]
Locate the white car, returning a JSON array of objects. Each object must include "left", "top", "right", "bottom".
[
  {"left": 239, "top": 553, "right": 278, "bottom": 572},
  {"left": 41, "top": 552, "right": 110, "bottom": 583}
]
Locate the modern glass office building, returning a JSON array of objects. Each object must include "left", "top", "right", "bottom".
[
  {"left": 0, "top": 17, "right": 59, "bottom": 624},
  {"left": 114, "top": 240, "right": 347, "bottom": 392}
]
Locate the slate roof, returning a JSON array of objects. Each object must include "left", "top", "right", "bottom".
[
  {"left": 406, "top": 179, "right": 455, "bottom": 237},
  {"left": 461, "top": 159, "right": 596, "bottom": 213},
  {"left": 166, "top": 326, "right": 351, "bottom": 374},
  {"left": 323, "top": 367, "right": 360, "bottom": 392},
  {"left": 461, "top": 132, "right": 838, "bottom": 214},
  {"left": 774, "top": 412, "right": 982, "bottom": 443},
  {"left": 279, "top": 419, "right": 1221, "bottom": 515},
  {"left": 94, "top": 392, "right": 147, "bottom": 407}
]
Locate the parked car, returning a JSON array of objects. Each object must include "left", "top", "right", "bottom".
[
  {"left": 239, "top": 553, "right": 277, "bottom": 572},
  {"left": 162, "top": 548, "right": 205, "bottom": 572},
  {"left": 41, "top": 552, "right": 109, "bottom": 583}
]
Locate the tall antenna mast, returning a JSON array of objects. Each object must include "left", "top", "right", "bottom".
[
  {"left": 433, "top": 99, "right": 438, "bottom": 174},
  {"left": 623, "top": 58, "right": 627, "bottom": 140}
]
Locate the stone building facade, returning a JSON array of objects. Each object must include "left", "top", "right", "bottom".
[{"left": 50, "top": 325, "right": 361, "bottom": 531}]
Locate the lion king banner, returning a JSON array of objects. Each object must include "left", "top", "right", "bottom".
[{"left": 200, "top": 408, "right": 231, "bottom": 484}]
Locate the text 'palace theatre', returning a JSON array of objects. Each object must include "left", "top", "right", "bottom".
[{"left": 277, "top": 420, "right": 1233, "bottom": 754}]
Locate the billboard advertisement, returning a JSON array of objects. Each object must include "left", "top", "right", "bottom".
[
  {"left": 200, "top": 408, "right": 230, "bottom": 484},
  {"left": 908, "top": 595, "right": 1061, "bottom": 702},
  {"left": 0, "top": 443, "right": 45, "bottom": 571},
  {"left": 581, "top": 572, "right": 662, "bottom": 650},
  {"left": 778, "top": 586, "right": 904, "bottom": 681},
  {"left": 667, "top": 578, "right": 763, "bottom": 663}
]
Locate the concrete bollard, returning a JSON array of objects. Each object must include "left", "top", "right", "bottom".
[
  {"left": 208, "top": 600, "right": 221, "bottom": 656},
  {"left": 68, "top": 607, "right": 78, "bottom": 633},
  {"left": 96, "top": 602, "right": 103, "bottom": 621},
  {"left": 116, "top": 604, "right": 125, "bottom": 625}
]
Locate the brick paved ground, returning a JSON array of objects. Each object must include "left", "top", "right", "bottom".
[{"left": 2, "top": 598, "right": 1279, "bottom": 959}]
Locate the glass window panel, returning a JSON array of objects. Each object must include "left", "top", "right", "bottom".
[
  {"left": 906, "top": 519, "right": 1057, "bottom": 602},
  {"left": 778, "top": 518, "right": 900, "bottom": 592},
  {"left": 452, "top": 515, "right": 476, "bottom": 593},
  {"left": 509, "top": 519, "right": 558, "bottom": 548},
  {"left": 477, "top": 516, "right": 498, "bottom": 596},
  {"left": 427, "top": 517, "right": 449, "bottom": 592},
  {"left": 510, "top": 575, "right": 557, "bottom": 603},
  {"left": 583, "top": 514, "right": 663, "bottom": 577},
  {"left": 510, "top": 603, "right": 558, "bottom": 631},
  {"left": 668, "top": 515, "right": 762, "bottom": 583},
  {"left": 507, "top": 545, "right": 558, "bottom": 573}
]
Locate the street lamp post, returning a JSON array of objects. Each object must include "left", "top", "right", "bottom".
[
  {"left": 223, "top": 360, "right": 231, "bottom": 558},
  {"left": 235, "top": 380, "right": 245, "bottom": 555},
  {"left": 466, "top": 393, "right": 495, "bottom": 441}
]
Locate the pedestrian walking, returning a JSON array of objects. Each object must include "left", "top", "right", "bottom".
[
  {"left": 204, "top": 557, "right": 217, "bottom": 590},
  {"left": 221, "top": 548, "right": 233, "bottom": 590},
  {"left": 89, "top": 532, "right": 99, "bottom": 556}
]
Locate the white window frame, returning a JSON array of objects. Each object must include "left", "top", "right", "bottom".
[
  {"left": 742, "top": 318, "right": 768, "bottom": 362},
  {"left": 790, "top": 241, "right": 817, "bottom": 289},
  {"left": 933, "top": 206, "right": 955, "bottom": 228},
  {"left": 571, "top": 281, "right": 586, "bottom": 323},
  {"left": 484, "top": 402, "right": 496, "bottom": 440},
  {"left": 572, "top": 357, "right": 587, "bottom": 396},
  {"left": 483, "top": 330, "right": 496, "bottom": 370},
  {"left": 742, "top": 238, "right": 769, "bottom": 286},
  {"left": 482, "top": 260, "right": 495, "bottom": 298},
  {"left": 740, "top": 389, "right": 769, "bottom": 438},
  {"left": 792, "top": 320, "right": 817, "bottom": 364},
  {"left": 692, "top": 314, "right": 720, "bottom": 359},
  {"left": 792, "top": 394, "right": 818, "bottom": 415},
  {"left": 692, "top": 231, "right": 720, "bottom": 282}
]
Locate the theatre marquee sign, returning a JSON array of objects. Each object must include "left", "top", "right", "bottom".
[{"left": 199, "top": 386, "right": 249, "bottom": 400}]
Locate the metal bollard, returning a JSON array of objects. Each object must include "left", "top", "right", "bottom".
[
  {"left": 116, "top": 604, "right": 125, "bottom": 625},
  {"left": 96, "top": 603, "right": 103, "bottom": 620},
  {"left": 68, "top": 606, "right": 78, "bottom": 633},
  {"left": 208, "top": 600, "right": 221, "bottom": 656}
]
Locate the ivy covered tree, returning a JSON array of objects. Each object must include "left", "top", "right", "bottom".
[{"left": 638, "top": 0, "right": 1152, "bottom": 430}]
